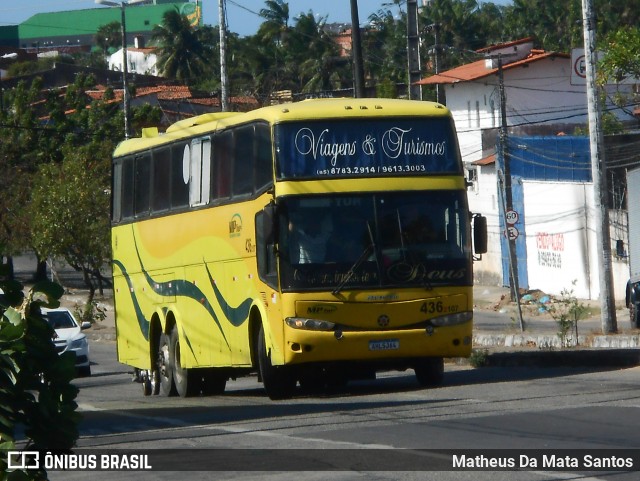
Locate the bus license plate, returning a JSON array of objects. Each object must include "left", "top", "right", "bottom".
[{"left": 369, "top": 339, "right": 400, "bottom": 351}]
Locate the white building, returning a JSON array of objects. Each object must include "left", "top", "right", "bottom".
[
  {"left": 417, "top": 38, "right": 638, "bottom": 301},
  {"left": 108, "top": 37, "right": 158, "bottom": 77}
]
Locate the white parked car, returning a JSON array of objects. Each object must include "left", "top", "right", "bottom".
[{"left": 42, "top": 307, "right": 92, "bottom": 377}]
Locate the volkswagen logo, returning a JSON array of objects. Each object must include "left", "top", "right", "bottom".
[{"left": 377, "top": 315, "right": 390, "bottom": 327}]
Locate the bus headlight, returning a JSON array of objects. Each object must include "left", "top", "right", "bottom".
[
  {"left": 285, "top": 318, "right": 335, "bottom": 331},
  {"left": 430, "top": 311, "right": 473, "bottom": 327}
]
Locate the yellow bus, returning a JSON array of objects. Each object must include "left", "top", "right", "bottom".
[{"left": 110, "top": 98, "right": 487, "bottom": 400}]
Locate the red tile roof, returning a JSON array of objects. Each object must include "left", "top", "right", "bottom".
[
  {"left": 471, "top": 153, "right": 496, "bottom": 166},
  {"left": 417, "top": 50, "right": 569, "bottom": 85}
]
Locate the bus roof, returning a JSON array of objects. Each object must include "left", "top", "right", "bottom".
[{"left": 113, "top": 98, "right": 451, "bottom": 157}]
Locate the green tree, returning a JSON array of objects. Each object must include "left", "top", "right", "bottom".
[
  {"left": 0, "top": 79, "right": 46, "bottom": 277},
  {"left": 152, "top": 8, "right": 214, "bottom": 83},
  {"left": 258, "top": 0, "right": 290, "bottom": 45},
  {"left": 289, "top": 12, "right": 348, "bottom": 93},
  {"left": 95, "top": 20, "right": 122, "bottom": 55},
  {"left": 600, "top": 27, "right": 640, "bottom": 83},
  {"left": 0, "top": 279, "right": 80, "bottom": 480},
  {"left": 366, "top": 8, "right": 408, "bottom": 92},
  {"left": 29, "top": 142, "right": 112, "bottom": 316}
]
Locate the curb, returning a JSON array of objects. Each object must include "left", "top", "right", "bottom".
[
  {"left": 482, "top": 348, "right": 640, "bottom": 368},
  {"left": 474, "top": 333, "right": 640, "bottom": 349}
]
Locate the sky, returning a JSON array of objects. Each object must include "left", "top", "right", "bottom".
[{"left": 0, "top": 0, "right": 510, "bottom": 38}]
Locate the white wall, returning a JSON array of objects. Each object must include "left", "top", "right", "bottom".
[
  {"left": 445, "top": 56, "right": 636, "bottom": 165},
  {"left": 468, "top": 164, "right": 503, "bottom": 284},
  {"left": 523, "top": 181, "right": 593, "bottom": 298},
  {"left": 473, "top": 177, "right": 629, "bottom": 300},
  {"left": 524, "top": 181, "right": 628, "bottom": 300}
]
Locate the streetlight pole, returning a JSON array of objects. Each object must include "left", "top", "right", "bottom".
[{"left": 96, "top": 0, "right": 147, "bottom": 139}]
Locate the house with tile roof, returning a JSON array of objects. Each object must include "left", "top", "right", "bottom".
[
  {"left": 109, "top": 44, "right": 159, "bottom": 77},
  {"left": 417, "top": 38, "right": 639, "bottom": 300},
  {"left": 416, "top": 38, "right": 636, "bottom": 167}
]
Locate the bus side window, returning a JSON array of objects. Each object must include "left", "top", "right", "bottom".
[
  {"left": 233, "top": 125, "right": 253, "bottom": 197},
  {"left": 134, "top": 153, "right": 151, "bottom": 218},
  {"left": 151, "top": 147, "right": 171, "bottom": 213},
  {"left": 189, "top": 138, "right": 211, "bottom": 207},
  {"left": 112, "top": 161, "right": 122, "bottom": 222},
  {"left": 121, "top": 157, "right": 134, "bottom": 220},
  {"left": 255, "top": 122, "right": 273, "bottom": 192},
  {"left": 212, "top": 131, "right": 232, "bottom": 201},
  {"left": 171, "top": 143, "right": 189, "bottom": 209}
]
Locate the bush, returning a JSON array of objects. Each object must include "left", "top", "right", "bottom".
[{"left": 0, "top": 278, "right": 80, "bottom": 480}]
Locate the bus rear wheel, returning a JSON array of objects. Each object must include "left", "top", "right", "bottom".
[
  {"left": 414, "top": 357, "right": 444, "bottom": 387},
  {"left": 158, "top": 332, "right": 176, "bottom": 396},
  {"left": 630, "top": 303, "right": 640, "bottom": 329},
  {"left": 142, "top": 368, "right": 160, "bottom": 396},
  {"left": 170, "top": 325, "right": 199, "bottom": 397},
  {"left": 258, "top": 325, "right": 296, "bottom": 400}
]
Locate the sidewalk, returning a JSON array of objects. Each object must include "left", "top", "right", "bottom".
[
  {"left": 471, "top": 285, "right": 640, "bottom": 367},
  {"left": 472, "top": 284, "right": 640, "bottom": 349}
]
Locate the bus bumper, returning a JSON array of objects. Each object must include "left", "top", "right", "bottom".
[{"left": 281, "top": 322, "right": 473, "bottom": 365}]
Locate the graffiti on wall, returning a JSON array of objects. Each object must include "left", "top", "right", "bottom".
[{"left": 536, "top": 232, "right": 564, "bottom": 269}]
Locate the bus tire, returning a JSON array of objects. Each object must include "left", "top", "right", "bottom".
[
  {"left": 258, "top": 325, "right": 296, "bottom": 400},
  {"left": 414, "top": 357, "right": 444, "bottom": 387},
  {"left": 158, "top": 332, "right": 176, "bottom": 396},
  {"left": 142, "top": 369, "right": 160, "bottom": 396},
  {"left": 631, "top": 303, "right": 640, "bottom": 329},
  {"left": 170, "top": 325, "right": 199, "bottom": 397}
]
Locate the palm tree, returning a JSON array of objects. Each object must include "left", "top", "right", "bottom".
[
  {"left": 289, "top": 13, "right": 349, "bottom": 93},
  {"left": 152, "top": 8, "right": 213, "bottom": 83},
  {"left": 258, "top": 0, "right": 290, "bottom": 45}
]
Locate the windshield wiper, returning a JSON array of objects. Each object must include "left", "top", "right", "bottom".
[{"left": 332, "top": 222, "right": 379, "bottom": 296}]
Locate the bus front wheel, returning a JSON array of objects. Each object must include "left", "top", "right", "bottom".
[
  {"left": 170, "top": 325, "right": 199, "bottom": 397},
  {"left": 258, "top": 325, "right": 296, "bottom": 400},
  {"left": 414, "top": 357, "right": 444, "bottom": 387}
]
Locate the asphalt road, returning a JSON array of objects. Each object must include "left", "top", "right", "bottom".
[{"left": 38, "top": 340, "right": 640, "bottom": 481}]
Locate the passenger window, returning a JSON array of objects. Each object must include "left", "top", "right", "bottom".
[
  {"left": 112, "top": 161, "right": 122, "bottom": 222},
  {"left": 255, "top": 123, "right": 273, "bottom": 192},
  {"left": 134, "top": 154, "right": 151, "bottom": 217},
  {"left": 152, "top": 148, "right": 171, "bottom": 212},
  {"left": 233, "top": 126, "right": 253, "bottom": 196},
  {"left": 121, "top": 157, "right": 134, "bottom": 220},
  {"left": 171, "top": 143, "right": 189, "bottom": 209},
  {"left": 212, "top": 131, "right": 232, "bottom": 200},
  {"left": 189, "top": 138, "right": 212, "bottom": 206}
]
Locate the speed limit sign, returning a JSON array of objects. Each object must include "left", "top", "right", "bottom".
[{"left": 506, "top": 210, "right": 519, "bottom": 225}]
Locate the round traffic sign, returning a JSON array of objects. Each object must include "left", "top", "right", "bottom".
[{"left": 506, "top": 210, "right": 519, "bottom": 225}]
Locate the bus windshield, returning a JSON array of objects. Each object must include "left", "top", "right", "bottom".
[{"left": 278, "top": 191, "right": 472, "bottom": 291}]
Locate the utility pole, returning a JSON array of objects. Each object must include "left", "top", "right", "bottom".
[
  {"left": 496, "top": 54, "right": 524, "bottom": 330},
  {"left": 581, "top": 0, "right": 617, "bottom": 333},
  {"left": 218, "top": 0, "right": 229, "bottom": 111},
  {"left": 118, "top": 3, "right": 131, "bottom": 138},
  {"left": 426, "top": 23, "right": 442, "bottom": 104},
  {"left": 407, "top": 0, "right": 421, "bottom": 100},
  {"left": 350, "top": 0, "right": 365, "bottom": 98}
]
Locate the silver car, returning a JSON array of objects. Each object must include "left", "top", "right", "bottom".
[{"left": 42, "top": 308, "right": 92, "bottom": 377}]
